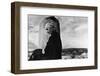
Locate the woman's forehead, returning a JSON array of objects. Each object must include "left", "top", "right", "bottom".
[
  {"left": 46, "top": 20, "right": 57, "bottom": 25},
  {"left": 45, "top": 23, "right": 51, "bottom": 28}
]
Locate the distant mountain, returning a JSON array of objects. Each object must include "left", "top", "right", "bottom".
[{"left": 62, "top": 48, "right": 88, "bottom": 56}]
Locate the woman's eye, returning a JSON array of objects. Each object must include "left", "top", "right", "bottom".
[{"left": 46, "top": 28, "right": 48, "bottom": 30}]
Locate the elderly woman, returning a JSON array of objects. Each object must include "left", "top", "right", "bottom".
[
  {"left": 43, "top": 16, "right": 62, "bottom": 59},
  {"left": 29, "top": 16, "right": 62, "bottom": 60}
]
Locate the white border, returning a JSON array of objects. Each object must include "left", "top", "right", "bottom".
[{"left": 20, "top": 6, "right": 95, "bottom": 70}]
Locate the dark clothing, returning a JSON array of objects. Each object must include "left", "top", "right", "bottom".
[
  {"left": 29, "top": 49, "right": 44, "bottom": 60},
  {"left": 44, "top": 31, "right": 62, "bottom": 59},
  {"left": 29, "top": 31, "right": 62, "bottom": 60}
]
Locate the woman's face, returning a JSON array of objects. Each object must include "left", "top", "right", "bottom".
[{"left": 44, "top": 21, "right": 56, "bottom": 34}]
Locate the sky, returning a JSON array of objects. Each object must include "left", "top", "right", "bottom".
[{"left": 28, "top": 15, "right": 88, "bottom": 51}]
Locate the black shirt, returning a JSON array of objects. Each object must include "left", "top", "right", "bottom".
[{"left": 44, "top": 31, "right": 62, "bottom": 59}]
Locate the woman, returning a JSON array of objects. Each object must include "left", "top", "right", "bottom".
[
  {"left": 44, "top": 16, "right": 62, "bottom": 59},
  {"left": 29, "top": 16, "right": 62, "bottom": 60}
]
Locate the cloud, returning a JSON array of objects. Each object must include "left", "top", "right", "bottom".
[{"left": 60, "top": 16, "right": 88, "bottom": 48}]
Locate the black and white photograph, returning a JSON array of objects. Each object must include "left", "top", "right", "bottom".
[
  {"left": 28, "top": 15, "right": 88, "bottom": 61},
  {"left": 11, "top": 2, "right": 97, "bottom": 73}
]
